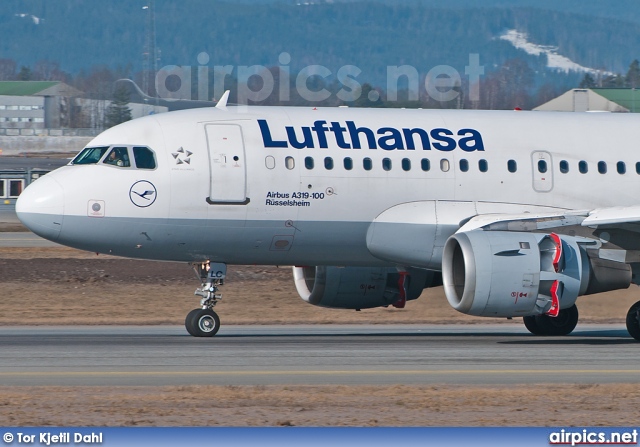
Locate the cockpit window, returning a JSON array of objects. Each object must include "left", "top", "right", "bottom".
[
  {"left": 71, "top": 146, "right": 109, "bottom": 165},
  {"left": 73, "top": 145, "right": 156, "bottom": 170},
  {"left": 133, "top": 146, "right": 157, "bottom": 169},
  {"left": 103, "top": 147, "right": 131, "bottom": 167}
]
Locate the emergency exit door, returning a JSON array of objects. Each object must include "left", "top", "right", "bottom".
[{"left": 205, "top": 124, "right": 249, "bottom": 205}]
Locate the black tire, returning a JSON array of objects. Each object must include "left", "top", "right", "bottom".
[
  {"left": 523, "top": 315, "right": 543, "bottom": 335},
  {"left": 625, "top": 300, "right": 640, "bottom": 341},
  {"left": 185, "top": 309, "right": 201, "bottom": 336},
  {"left": 534, "top": 305, "right": 579, "bottom": 336},
  {"left": 186, "top": 309, "right": 221, "bottom": 337}
]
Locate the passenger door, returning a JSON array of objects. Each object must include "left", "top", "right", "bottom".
[{"left": 205, "top": 124, "right": 249, "bottom": 204}]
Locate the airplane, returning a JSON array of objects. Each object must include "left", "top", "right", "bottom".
[{"left": 15, "top": 92, "right": 640, "bottom": 339}]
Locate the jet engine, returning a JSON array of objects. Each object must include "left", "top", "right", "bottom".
[
  {"left": 293, "top": 266, "right": 441, "bottom": 309},
  {"left": 441, "top": 230, "right": 631, "bottom": 317}
]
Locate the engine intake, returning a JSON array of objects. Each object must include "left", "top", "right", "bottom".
[{"left": 442, "top": 230, "right": 631, "bottom": 317}]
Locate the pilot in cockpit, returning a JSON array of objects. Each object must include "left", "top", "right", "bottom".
[{"left": 104, "top": 147, "right": 130, "bottom": 167}]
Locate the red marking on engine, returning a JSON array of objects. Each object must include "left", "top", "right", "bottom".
[
  {"left": 393, "top": 272, "right": 409, "bottom": 309},
  {"left": 550, "top": 233, "right": 563, "bottom": 273},
  {"left": 546, "top": 280, "right": 561, "bottom": 317}
]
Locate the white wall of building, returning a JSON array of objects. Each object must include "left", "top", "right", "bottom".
[
  {"left": 534, "top": 89, "right": 629, "bottom": 112},
  {"left": 0, "top": 95, "right": 46, "bottom": 128}
]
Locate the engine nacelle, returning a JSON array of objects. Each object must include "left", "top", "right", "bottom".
[
  {"left": 442, "top": 230, "right": 631, "bottom": 317},
  {"left": 293, "top": 266, "right": 440, "bottom": 309}
]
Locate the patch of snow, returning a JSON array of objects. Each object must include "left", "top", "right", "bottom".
[
  {"left": 14, "top": 13, "right": 42, "bottom": 25},
  {"left": 499, "top": 29, "right": 611, "bottom": 76}
]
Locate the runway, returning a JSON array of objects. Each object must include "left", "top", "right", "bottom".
[
  {"left": 0, "top": 209, "right": 20, "bottom": 224},
  {"left": 0, "top": 325, "right": 638, "bottom": 386},
  {"left": 0, "top": 231, "right": 60, "bottom": 247}
]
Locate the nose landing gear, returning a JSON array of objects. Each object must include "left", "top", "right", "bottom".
[{"left": 186, "top": 262, "right": 226, "bottom": 337}]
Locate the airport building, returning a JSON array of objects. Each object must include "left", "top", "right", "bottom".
[
  {"left": 0, "top": 81, "right": 168, "bottom": 132},
  {"left": 534, "top": 88, "right": 640, "bottom": 112},
  {"left": 0, "top": 81, "right": 82, "bottom": 129}
]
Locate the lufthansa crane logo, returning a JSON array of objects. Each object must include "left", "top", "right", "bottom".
[{"left": 129, "top": 180, "right": 157, "bottom": 208}]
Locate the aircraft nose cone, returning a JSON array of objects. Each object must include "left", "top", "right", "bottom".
[{"left": 16, "top": 175, "right": 64, "bottom": 242}]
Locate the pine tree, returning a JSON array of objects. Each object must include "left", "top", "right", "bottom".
[
  {"left": 601, "top": 74, "right": 626, "bottom": 88},
  {"left": 579, "top": 73, "right": 597, "bottom": 88},
  {"left": 17, "top": 66, "right": 31, "bottom": 81},
  {"left": 626, "top": 59, "right": 640, "bottom": 88},
  {"left": 105, "top": 85, "right": 132, "bottom": 128}
]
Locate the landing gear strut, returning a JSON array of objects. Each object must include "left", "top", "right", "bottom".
[
  {"left": 185, "top": 262, "right": 226, "bottom": 337},
  {"left": 523, "top": 305, "right": 579, "bottom": 336}
]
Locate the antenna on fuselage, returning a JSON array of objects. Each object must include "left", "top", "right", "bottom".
[{"left": 216, "top": 90, "right": 230, "bottom": 109}]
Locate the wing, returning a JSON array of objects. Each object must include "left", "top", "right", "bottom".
[{"left": 458, "top": 205, "right": 640, "bottom": 263}]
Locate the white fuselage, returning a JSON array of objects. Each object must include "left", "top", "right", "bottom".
[{"left": 16, "top": 106, "right": 640, "bottom": 269}]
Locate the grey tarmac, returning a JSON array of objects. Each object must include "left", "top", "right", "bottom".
[
  {"left": 0, "top": 232, "right": 59, "bottom": 247},
  {"left": 0, "top": 324, "right": 638, "bottom": 387}
]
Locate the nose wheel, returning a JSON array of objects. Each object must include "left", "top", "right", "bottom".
[
  {"left": 186, "top": 262, "right": 226, "bottom": 337},
  {"left": 185, "top": 308, "right": 220, "bottom": 337}
]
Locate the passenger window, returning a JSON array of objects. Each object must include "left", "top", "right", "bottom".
[
  {"left": 598, "top": 161, "right": 607, "bottom": 174},
  {"left": 479, "top": 159, "right": 488, "bottom": 172},
  {"left": 344, "top": 157, "right": 353, "bottom": 170},
  {"left": 363, "top": 158, "right": 372, "bottom": 171},
  {"left": 285, "top": 156, "right": 295, "bottom": 170},
  {"left": 265, "top": 156, "right": 276, "bottom": 169},
  {"left": 382, "top": 158, "right": 392, "bottom": 171},
  {"left": 617, "top": 161, "right": 626, "bottom": 174},
  {"left": 421, "top": 158, "right": 430, "bottom": 172},
  {"left": 559, "top": 160, "right": 569, "bottom": 174},
  {"left": 440, "top": 159, "right": 450, "bottom": 172},
  {"left": 104, "top": 147, "right": 130, "bottom": 168},
  {"left": 459, "top": 159, "right": 469, "bottom": 172},
  {"left": 304, "top": 156, "right": 314, "bottom": 170},
  {"left": 401, "top": 158, "right": 411, "bottom": 171},
  {"left": 72, "top": 146, "right": 109, "bottom": 165},
  {"left": 133, "top": 146, "right": 156, "bottom": 169},
  {"left": 579, "top": 161, "right": 588, "bottom": 174},
  {"left": 507, "top": 159, "right": 517, "bottom": 173},
  {"left": 324, "top": 157, "right": 334, "bottom": 170},
  {"left": 537, "top": 160, "right": 547, "bottom": 173},
  {"left": 636, "top": 162, "right": 640, "bottom": 174}
]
